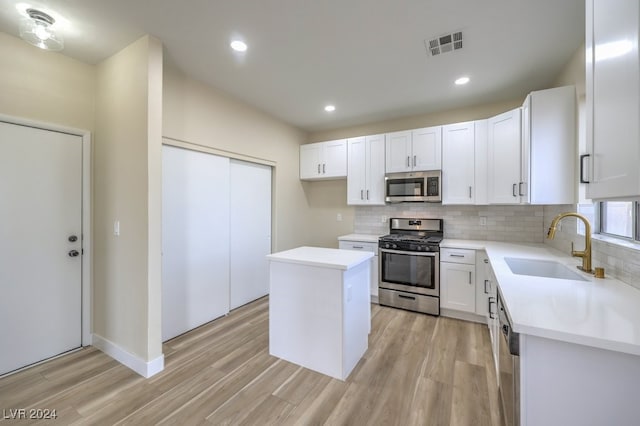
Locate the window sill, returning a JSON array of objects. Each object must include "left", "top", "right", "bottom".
[{"left": 592, "top": 233, "right": 640, "bottom": 253}]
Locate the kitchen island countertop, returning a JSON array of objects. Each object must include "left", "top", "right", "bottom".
[{"left": 266, "top": 246, "right": 373, "bottom": 270}]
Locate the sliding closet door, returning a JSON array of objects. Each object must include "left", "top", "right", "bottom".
[
  {"left": 162, "top": 145, "right": 230, "bottom": 341},
  {"left": 230, "top": 159, "right": 272, "bottom": 310}
]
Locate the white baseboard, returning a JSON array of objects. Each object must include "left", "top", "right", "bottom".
[
  {"left": 440, "top": 308, "right": 487, "bottom": 324},
  {"left": 92, "top": 334, "right": 164, "bottom": 378}
]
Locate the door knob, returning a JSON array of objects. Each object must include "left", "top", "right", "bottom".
[
  {"left": 68, "top": 250, "right": 80, "bottom": 257},
  {"left": 68, "top": 235, "right": 78, "bottom": 242}
]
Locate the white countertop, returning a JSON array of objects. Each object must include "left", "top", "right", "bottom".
[
  {"left": 267, "top": 246, "right": 373, "bottom": 270},
  {"left": 442, "top": 239, "right": 640, "bottom": 356},
  {"left": 337, "top": 233, "right": 383, "bottom": 243}
]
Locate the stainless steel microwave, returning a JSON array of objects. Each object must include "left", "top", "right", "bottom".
[{"left": 384, "top": 170, "right": 442, "bottom": 203}]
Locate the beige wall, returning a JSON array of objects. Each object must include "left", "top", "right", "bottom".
[
  {"left": 93, "top": 35, "right": 163, "bottom": 362},
  {"left": 163, "top": 61, "right": 312, "bottom": 251},
  {"left": 0, "top": 32, "right": 94, "bottom": 130},
  {"left": 553, "top": 43, "right": 586, "bottom": 97}
]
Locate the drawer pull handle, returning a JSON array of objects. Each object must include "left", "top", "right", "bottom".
[
  {"left": 352, "top": 245, "right": 364, "bottom": 249},
  {"left": 449, "top": 254, "right": 465, "bottom": 258},
  {"left": 398, "top": 294, "right": 416, "bottom": 301}
]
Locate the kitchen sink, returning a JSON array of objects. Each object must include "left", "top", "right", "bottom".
[{"left": 504, "top": 257, "right": 589, "bottom": 281}]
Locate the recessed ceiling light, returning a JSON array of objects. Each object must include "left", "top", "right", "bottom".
[
  {"left": 455, "top": 76, "right": 470, "bottom": 85},
  {"left": 230, "top": 40, "right": 247, "bottom": 52},
  {"left": 324, "top": 105, "right": 336, "bottom": 112}
]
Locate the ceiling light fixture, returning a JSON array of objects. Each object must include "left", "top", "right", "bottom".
[
  {"left": 19, "top": 8, "right": 63, "bottom": 51},
  {"left": 455, "top": 76, "right": 470, "bottom": 85},
  {"left": 324, "top": 105, "right": 336, "bottom": 112},
  {"left": 230, "top": 40, "right": 248, "bottom": 52}
]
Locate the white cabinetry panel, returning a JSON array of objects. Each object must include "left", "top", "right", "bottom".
[
  {"left": 442, "top": 122, "right": 475, "bottom": 204},
  {"left": 440, "top": 262, "right": 476, "bottom": 313},
  {"left": 412, "top": 126, "right": 442, "bottom": 171},
  {"left": 385, "top": 130, "right": 413, "bottom": 173},
  {"left": 300, "top": 140, "right": 347, "bottom": 180},
  {"left": 347, "top": 134, "right": 385, "bottom": 205},
  {"left": 385, "top": 127, "right": 441, "bottom": 173},
  {"left": 586, "top": 0, "right": 640, "bottom": 199},
  {"left": 488, "top": 108, "right": 522, "bottom": 204}
]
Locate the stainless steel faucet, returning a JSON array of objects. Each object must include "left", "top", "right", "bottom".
[{"left": 547, "top": 212, "right": 593, "bottom": 273}]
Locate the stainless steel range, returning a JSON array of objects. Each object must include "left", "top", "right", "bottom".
[{"left": 378, "top": 218, "right": 443, "bottom": 316}]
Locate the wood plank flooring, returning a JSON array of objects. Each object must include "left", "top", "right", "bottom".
[{"left": 0, "top": 298, "right": 501, "bottom": 425}]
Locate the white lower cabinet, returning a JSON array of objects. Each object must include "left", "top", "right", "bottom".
[
  {"left": 486, "top": 263, "right": 499, "bottom": 380},
  {"left": 338, "top": 239, "right": 379, "bottom": 301},
  {"left": 475, "top": 251, "right": 489, "bottom": 317},
  {"left": 440, "top": 248, "right": 476, "bottom": 313}
]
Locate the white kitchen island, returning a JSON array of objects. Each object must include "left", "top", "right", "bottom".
[{"left": 267, "top": 246, "right": 373, "bottom": 381}]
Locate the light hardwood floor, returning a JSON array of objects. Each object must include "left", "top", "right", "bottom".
[{"left": 0, "top": 298, "right": 501, "bottom": 425}]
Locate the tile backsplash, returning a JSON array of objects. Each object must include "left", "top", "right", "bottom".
[
  {"left": 355, "top": 203, "right": 640, "bottom": 291},
  {"left": 355, "top": 204, "right": 544, "bottom": 243}
]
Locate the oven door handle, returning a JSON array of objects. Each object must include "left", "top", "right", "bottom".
[{"left": 379, "top": 248, "right": 437, "bottom": 257}]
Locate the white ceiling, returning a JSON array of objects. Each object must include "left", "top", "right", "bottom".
[{"left": 0, "top": 0, "right": 585, "bottom": 132}]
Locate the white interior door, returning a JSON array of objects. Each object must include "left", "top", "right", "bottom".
[
  {"left": 162, "top": 145, "right": 230, "bottom": 341},
  {"left": 0, "top": 121, "right": 82, "bottom": 376},
  {"left": 230, "top": 159, "right": 272, "bottom": 310}
]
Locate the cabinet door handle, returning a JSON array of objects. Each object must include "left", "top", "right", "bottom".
[
  {"left": 413, "top": 155, "right": 417, "bottom": 167},
  {"left": 512, "top": 183, "right": 517, "bottom": 197},
  {"left": 519, "top": 182, "right": 525, "bottom": 196},
  {"left": 484, "top": 279, "right": 489, "bottom": 294},
  {"left": 469, "top": 271, "right": 472, "bottom": 284},
  {"left": 488, "top": 297, "right": 496, "bottom": 319},
  {"left": 361, "top": 189, "right": 364, "bottom": 200},
  {"left": 580, "top": 154, "right": 591, "bottom": 184},
  {"left": 318, "top": 164, "right": 321, "bottom": 174},
  {"left": 366, "top": 190, "right": 369, "bottom": 200},
  {"left": 469, "top": 186, "right": 472, "bottom": 198},
  {"left": 323, "top": 163, "right": 326, "bottom": 174},
  {"left": 407, "top": 156, "right": 411, "bottom": 167}
]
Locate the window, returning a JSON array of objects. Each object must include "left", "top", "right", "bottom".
[{"left": 598, "top": 201, "right": 639, "bottom": 241}]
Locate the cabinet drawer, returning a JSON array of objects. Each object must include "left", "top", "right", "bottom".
[
  {"left": 440, "top": 248, "right": 476, "bottom": 264},
  {"left": 339, "top": 241, "right": 378, "bottom": 254}
]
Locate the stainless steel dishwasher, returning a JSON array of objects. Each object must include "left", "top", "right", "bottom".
[{"left": 498, "top": 290, "right": 520, "bottom": 426}]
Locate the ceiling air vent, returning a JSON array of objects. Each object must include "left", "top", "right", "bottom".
[{"left": 425, "top": 31, "right": 463, "bottom": 57}]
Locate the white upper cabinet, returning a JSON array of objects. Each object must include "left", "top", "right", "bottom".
[
  {"left": 412, "top": 126, "right": 442, "bottom": 171},
  {"left": 300, "top": 139, "right": 347, "bottom": 180},
  {"left": 385, "top": 127, "right": 441, "bottom": 173},
  {"left": 442, "top": 120, "right": 488, "bottom": 205},
  {"left": 585, "top": 0, "right": 640, "bottom": 199},
  {"left": 347, "top": 134, "right": 385, "bottom": 205},
  {"left": 385, "top": 130, "right": 413, "bottom": 173},
  {"left": 442, "top": 121, "right": 476, "bottom": 204},
  {"left": 488, "top": 108, "right": 522, "bottom": 204},
  {"left": 488, "top": 87, "right": 575, "bottom": 205},
  {"left": 522, "top": 85, "right": 576, "bottom": 204}
]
